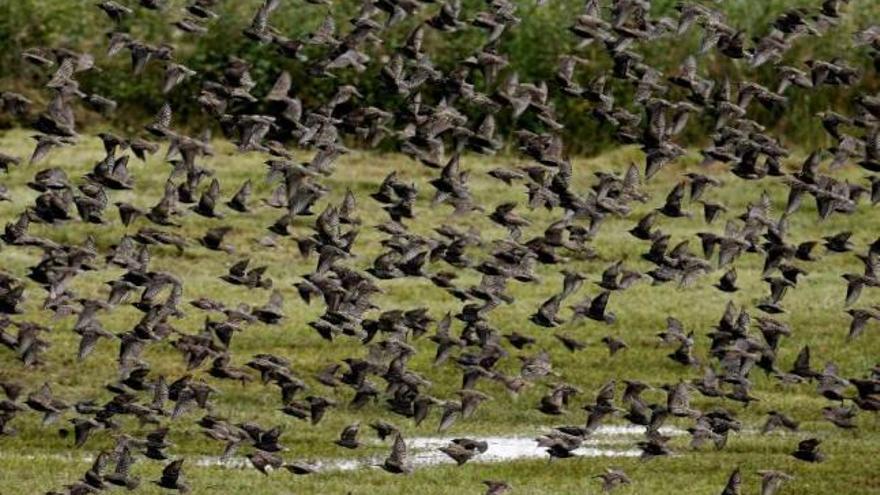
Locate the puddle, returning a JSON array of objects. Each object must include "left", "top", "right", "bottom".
[
  {"left": 190, "top": 424, "right": 682, "bottom": 470},
  {"left": 402, "top": 424, "right": 683, "bottom": 466},
  {"left": 1, "top": 424, "right": 685, "bottom": 472}
]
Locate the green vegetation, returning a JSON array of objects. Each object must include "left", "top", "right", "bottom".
[
  {"left": 1, "top": 0, "right": 879, "bottom": 153},
  {"left": 0, "top": 129, "right": 877, "bottom": 493}
]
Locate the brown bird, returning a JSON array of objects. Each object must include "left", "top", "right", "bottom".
[
  {"left": 792, "top": 438, "right": 825, "bottom": 462},
  {"left": 25, "top": 383, "right": 69, "bottom": 424},
  {"left": 253, "top": 290, "right": 285, "bottom": 324},
  {"left": 334, "top": 422, "right": 361, "bottom": 449},
  {"left": 594, "top": 467, "right": 632, "bottom": 492},
  {"left": 720, "top": 467, "right": 742, "bottom": 495},
  {"left": 822, "top": 405, "right": 858, "bottom": 429},
  {"left": 600, "top": 336, "right": 628, "bottom": 355},
  {"left": 381, "top": 434, "right": 412, "bottom": 474},
  {"left": 154, "top": 459, "right": 190, "bottom": 492},
  {"left": 483, "top": 480, "right": 512, "bottom": 495},
  {"left": 762, "top": 410, "right": 799, "bottom": 434},
  {"left": 489, "top": 202, "right": 530, "bottom": 240},
  {"left": 758, "top": 470, "right": 793, "bottom": 495},
  {"left": 248, "top": 450, "right": 283, "bottom": 474},
  {"left": 439, "top": 440, "right": 481, "bottom": 465}
]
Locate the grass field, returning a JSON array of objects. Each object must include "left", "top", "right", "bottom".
[{"left": 0, "top": 128, "right": 878, "bottom": 494}]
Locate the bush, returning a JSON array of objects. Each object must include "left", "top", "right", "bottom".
[{"left": 0, "top": 0, "right": 878, "bottom": 154}]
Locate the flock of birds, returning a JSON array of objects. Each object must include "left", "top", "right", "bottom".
[{"left": 0, "top": 0, "right": 879, "bottom": 493}]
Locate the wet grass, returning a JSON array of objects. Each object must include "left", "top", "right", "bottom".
[{"left": 0, "top": 128, "right": 878, "bottom": 493}]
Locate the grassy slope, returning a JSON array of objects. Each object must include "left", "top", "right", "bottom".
[{"left": 0, "top": 128, "right": 878, "bottom": 493}]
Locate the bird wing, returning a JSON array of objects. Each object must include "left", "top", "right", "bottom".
[
  {"left": 229, "top": 258, "right": 250, "bottom": 277},
  {"left": 153, "top": 102, "right": 172, "bottom": 128},
  {"left": 590, "top": 291, "right": 610, "bottom": 315},
  {"left": 389, "top": 433, "right": 407, "bottom": 463},
  {"left": 162, "top": 459, "right": 183, "bottom": 482},
  {"left": 340, "top": 423, "right": 359, "bottom": 442},
  {"left": 267, "top": 71, "right": 291, "bottom": 101}
]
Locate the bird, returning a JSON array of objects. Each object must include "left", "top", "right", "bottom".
[
  {"left": 845, "top": 308, "right": 879, "bottom": 341},
  {"left": 199, "top": 226, "right": 234, "bottom": 252},
  {"left": 758, "top": 470, "right": 793, "bottom": 495},
  {"left": 369, "top": 421, "right": 398, "bottom": 441},
  {"left": 637, "top": 432, "right": 672, "bottom": 459},
  {"left": 555, "top": 333, "right": 587, "bottom": 352},
  {"left": 570, "top": 291, "right": 616, "bottom": 324},
  {"left": 248, "top": 451, "right": 283, "bottom": 474},
  {"left": 594, "top": 467, "right": 631, "bottom": 492},
  {"left": 104, "top": 445, "right": 141, "bottom": 489},
  {"left": 1, "top": 1, "right": 880, "bottom": 493},
  {"left": 381, "top": 434, "right": 412, "bottom": 474},
  {"left": 792, "top": 438, "right": 825, "bottom": 462},
  {"left": 440, "top": 439, "right": 483, "bottom": 465},
  {"left": 600, "top": 335, "right": 628, "bottom": 355},
  {"left": 226, "top": 180, "right": 253, "bottom": 212},
  {"left": 823, "top": 405, "right": 858, "bottom": 429},
  {"left": 483, "top": 480, "right": 512, "bottom": 495},
  {"left": 531, "top": 294, "right": 565, "bottom": 327},
  {"left": 25, "top": 383, "right": 69, "bottom": 424},
  {"left": 720, "top": 468, "right": 742, "bottom": 495},
  {"left": 154, "top": 459, "right": 190, "bottom": 493},
  {"left": 253, "top": 290, "right": 285, "bottom": 324},
  {"left": 283, "top": 461, "right": 317, "bottom": 475},
  {"left": 144, "top": 427, "right": 172, "bottom": 460},
  {"left": 489, "top": 202, "right": 530, "bottom": 240},
  {"left": 762, "top": 411, "right": 799, "bottom": 434},
  {"left": 334, "top": 422, "right": 361, "bottom": 449},
  {"left": 69, "top": 418, "right": 101, "bottom": 448},
  {"left": 715, "top": 268, "right": 739, "bottom": 292},
  {"left": 0, "top": 153, "right": 20, "bottom": 173}
]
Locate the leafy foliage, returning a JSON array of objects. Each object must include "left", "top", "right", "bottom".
[{"left": 0, "top": 0, "right": 878, "bottom": 153}]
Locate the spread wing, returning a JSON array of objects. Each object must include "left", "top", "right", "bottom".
[
  {"left": 389, "top": 433, "right": 407, "bottom": 463},
  {"left": 162, "top": 459, "right": 183, "bottom": 482},
  {"left": 267, "top": 72, "right": 292, "bottom": 101},
  {"left": 153, "top": 102, "right": 172, "bottom": 128}
]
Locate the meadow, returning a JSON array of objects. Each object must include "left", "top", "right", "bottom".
[{"left": 0, "top": 129, "right": 878, "bottom": 493}]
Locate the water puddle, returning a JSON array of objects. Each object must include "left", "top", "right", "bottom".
[
  {"left": 2, "top": 424, "right": 685, "bottom": 472},
  {"left": 189, "top": 424, "right": 683, "bottom": 471}
]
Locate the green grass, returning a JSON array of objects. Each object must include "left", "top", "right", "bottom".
[{"left": 0, "top": 128, "right": 878, "bottom": 493}]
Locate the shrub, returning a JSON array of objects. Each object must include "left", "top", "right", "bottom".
[{"left": 0, "top": 0, "right": 877, "bottom": 154}]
